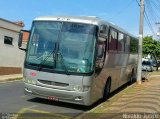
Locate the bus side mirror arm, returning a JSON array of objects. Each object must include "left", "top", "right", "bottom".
[{"left": 19, "top": 47, "right": 27, "bottom": 51}]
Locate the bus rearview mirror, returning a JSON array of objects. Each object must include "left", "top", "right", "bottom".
[{"left": 18, "top": 30, "right": 30, "bottom": 51}]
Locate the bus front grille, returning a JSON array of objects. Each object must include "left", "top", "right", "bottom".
[
  {"left": 38, "top": 79, "right": 69, "bottom": 87},
  {"left": 32, "top": 89, "right": 73, "bottom": 99}
]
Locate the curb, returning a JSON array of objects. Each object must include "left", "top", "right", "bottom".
[{"left": 0, "top": 74, "right": 23, "bottom": 83}]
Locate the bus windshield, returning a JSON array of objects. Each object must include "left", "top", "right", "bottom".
[{"left": 26, "top": 21, "right": 97, "bottom": 74}]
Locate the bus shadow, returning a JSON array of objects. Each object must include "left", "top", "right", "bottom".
[
  {"left": 28, "top": 98, "right": 92, "bottom": 111},
  {"left": 109, "top": 80, "right": 135, "bottom": 99},
  {"left": 27, "top": 81, "right": 135, "bottom": 111}
]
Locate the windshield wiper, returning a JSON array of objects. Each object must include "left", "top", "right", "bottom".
[
  {"left": 37, "top": 42, "right": 58, "bottom": 71},
  {"left": 57, "top": 52, "right": 70, "bottom": 75},
  {"left": 38, "top": 50, "right": 56, "bottom": 71}
]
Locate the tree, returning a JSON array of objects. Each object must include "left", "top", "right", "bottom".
[{"left": 143, "top": 36, "right": 160, "bottom": 59}]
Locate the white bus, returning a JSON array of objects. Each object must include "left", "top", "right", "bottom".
[{"left": 18, "top": 16, "right": 138, "bottom": 106}]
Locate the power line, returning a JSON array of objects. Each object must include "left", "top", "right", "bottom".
[
  {"left": 135, "top": 0, "right": 140, "bottom": 6},
  {"left": 155, "top": 0, "right": 160, "bottom": 9},
  {"left": 152, "top": 0, "right": 160, "bottom": 12},
  {"left": 108, "top": 0, "right": 134, "bottom": 20},
  {"left": 135, "top": 0, "right": 158, "bottom": 37},
  {"left": 145, "top": 1, "right": 158, "bottom": 22},
  {"left": 149, "top": 0, "right": 160, "bottom": 20},
  {"left": 145, "top": 0, "right": 160, "bottom": 22},
  {"left": 148, "top": 0, "right": 160, "bottom": 20},
  {"left": 144, "top": 11, "right": 156, "bottom": 36}
]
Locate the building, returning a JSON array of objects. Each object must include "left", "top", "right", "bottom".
[{"left": 0, "top": 18, "right": 25, "bottom": 75}]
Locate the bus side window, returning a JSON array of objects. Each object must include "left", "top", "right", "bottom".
[
  {"left": 125, "top": 35, "right": 130, "bottom": 53},
  {"left": 109, "top": 29, "right": 117, "bottom": 51},
  {"left": 97, "top": 41, "right": 105, "bottom": 59},
  {"left": 97, "top": 25, "right": 107, "bottom": 60},
  {"left": 96, "top": 40, "right": 106, "bottom": 71},
  {"left": 117, "top": 32, "right": 125, "bottom": 52}
]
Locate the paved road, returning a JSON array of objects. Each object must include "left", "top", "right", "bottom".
[{"left": 0, "top": 81, "right": 89, "bottom": 119}]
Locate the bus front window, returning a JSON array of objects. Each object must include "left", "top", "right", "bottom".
[
  {"left": 26, "top": 21, "right": 96, "bottom": 74},
  {"left": 58, "top": 23, "right": 96, "bottom": 73},
  {"left": 26, "top": 21, "right": 61, "bottom": 68}
]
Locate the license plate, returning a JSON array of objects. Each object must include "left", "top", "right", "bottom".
[{"left": 48, "top": 96, "right": 59, "bottom": 101}]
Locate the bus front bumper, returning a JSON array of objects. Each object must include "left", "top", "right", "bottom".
[{"left": 24, "top": 83, "right": 92, "bottom": 106}]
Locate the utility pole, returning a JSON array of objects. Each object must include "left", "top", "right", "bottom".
[{"left": 137, "top": 0, "right": 145, "bottom": 84}]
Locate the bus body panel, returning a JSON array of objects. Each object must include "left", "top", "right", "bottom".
[
  {"left": 24, "top": 69, "right": 84, "bottom": 90},
  {"left": 22, "top": 16, "right": 138, "bottom": 106},
  {"left": 91, "top": 52, "right": 138, "bottom": 99},
  {"left": 24, "top": 68, "right": 94, "bottom": 105},
  {"left": 24, "top": 83, "right": 92, "bottom": 105}
]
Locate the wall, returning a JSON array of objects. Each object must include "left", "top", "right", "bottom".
[{"left": 0, "top": 19, "right": 25, "bottom": 75}]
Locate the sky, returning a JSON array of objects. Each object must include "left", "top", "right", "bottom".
[{"left": 0, "top": 0, "right": 153, "bottom": 36}]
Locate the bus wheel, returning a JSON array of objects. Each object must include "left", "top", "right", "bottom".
[
  {"left": 129, "top": 70, "right": 134, "bottom": 85},
  {"left": 129, "top": 75, "right": 133, "bottom": 85},
  {"left": 102, "top": 79, "right": 111, "bottom": 101}
]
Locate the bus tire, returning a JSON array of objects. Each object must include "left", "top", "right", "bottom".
[
  {"left": 129, "top": 69, "right": 134, "bottom": 85},
  {"left": 102, "top": 78, "right": 111, "bottom": 101}
]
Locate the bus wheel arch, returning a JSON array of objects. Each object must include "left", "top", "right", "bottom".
[{"left": 102, "top": 77, "right": 111, "bottom": 101}]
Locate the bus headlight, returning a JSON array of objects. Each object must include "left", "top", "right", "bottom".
[
  {"left": 83, "top": 86, "right": 90, "bottom": 91},
  {"left": 70, "top": 85, "right": 90, "bottom": 92},
  {"left": 24, "top": 78, "right": 28, "bottom": 83},
  {"left": 31, "top": 79, "right": 37, "bottom": 85},
  {"left": 28, "top": 78, "right": 32, "bottom": 84},
  {"left": 24, "top": 78, "right": 36, "bottom": 85},
  {"left": 70, "top": 85, "right": 83, "bottom": 92}
]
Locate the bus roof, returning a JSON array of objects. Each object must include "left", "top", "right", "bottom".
[
  {"left": 34, "top": 16, "right": 101, "bottom": 24},
  {"left": 34, "top": 16, "right": 137, "bottom": 38}
]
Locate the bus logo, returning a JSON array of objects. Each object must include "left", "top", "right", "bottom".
[{"left": 30, "top": 72, "right": 37, "bottom": 77}]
